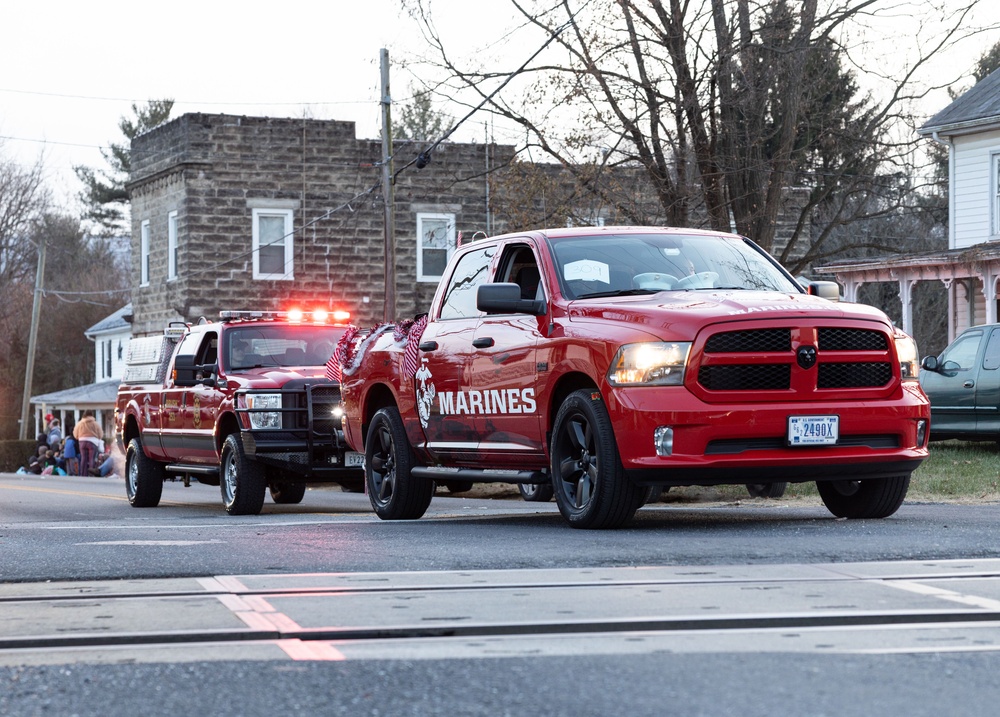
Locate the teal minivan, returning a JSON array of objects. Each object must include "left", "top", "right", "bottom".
[{"left": 919, "top": 324, "right": 1000, "bottom": 441}]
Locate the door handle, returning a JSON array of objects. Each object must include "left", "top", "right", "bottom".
[
  {"left": 472, "top": 337, "right": 495, "bottom": 348},
  {"left": 964, "top": 380, "right": 975, "bottom": 388},
  {"left": 419, "top": 341, "right": 438, "bottom": 351}
]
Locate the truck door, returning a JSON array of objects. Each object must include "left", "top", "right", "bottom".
[
  {"left": 160, "top": 330, "right": 220, "bottom": 464},
  {"left": 471, "top": 243, "right": 546, "bottom": 464},
  {"left": 921, "top": 327, "right": 984, "bottom": 436},
  {"left": 416, "top": 244, "right": 495, "bottom": 463},
  {"left": 975, "top": 327, "right": 1000, "bottom": 435}
]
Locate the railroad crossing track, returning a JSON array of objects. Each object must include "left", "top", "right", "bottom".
[{"left": 4, "top": 559, "right": 1000, "bottom": 666}]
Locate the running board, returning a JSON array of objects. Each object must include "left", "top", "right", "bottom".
[
  {"left": 411, "top": 467, "right": 547, "bottom": 484},
  {"left": 164, "top": 464, "right": 220, "bottom": 475}
]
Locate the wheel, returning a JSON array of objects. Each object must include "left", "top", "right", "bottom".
[
  {"left": 220, "top": 433, "right": 267, "bottom": 515},
  {"left": 365, "top": 406, "right": 433, "bottom": 520},
  {"left": 443, "top": 480, "right": 475, "bottom": 494},
  {"left": 125, "top": 437, "right": 164, "bottom": 507},
  {"left": 519, "top": 481, "right": 554, "bottom": 502},
  {"left": 269, "top": 481, "right": 306, "bottom": 504},
  {"left": 550, "top": 389, "right": 644, "bottom": 529},
  {"left": 816, "top": 474, "right": 910, "bottom": 519},
  {"left": 642, "top": 485, "right": 665, "bottom": 505},
  {"left": 746, "top": 482, "right": 788, "bottom": 499}
]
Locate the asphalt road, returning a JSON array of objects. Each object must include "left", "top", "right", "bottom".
[{"left": 3, "top": 472, "right": 1000, "bottom": 716}]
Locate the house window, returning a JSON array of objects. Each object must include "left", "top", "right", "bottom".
[
  {"left": 167, "top": 211, "right": 178, "bottom": 280},
  {"left": 105, "top": 339, "right": 112, "bottom": 379},
  {"left": 140, "top": 220, "right": 150, "bottom": 286},
  {"left": 252, "top": 208, "right": 294, "bottom": 280},
  {"left": 417, "top": 213, "right": 455, "bottom": 282}
]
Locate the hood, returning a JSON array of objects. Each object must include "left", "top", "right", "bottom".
[
  {"left": 227, "top": 365, "right": 331, "bottom": 389},
  {"left": 567, "top": 291, "right": 891, "bottom": 335}
]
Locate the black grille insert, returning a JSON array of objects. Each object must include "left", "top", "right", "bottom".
[
  {"left": 818, "top": 362, "right": 892, "bottom": 388},
  {"left": 818, "top": 328, "right": 887, "bottom": 351},
  {"left": 704, "top": 329, "right": 791, "bottom": 353},
  {"left": 698, "top": 364, "right": 791, "bottom": 390}
]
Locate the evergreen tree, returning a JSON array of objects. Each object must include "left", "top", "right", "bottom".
[
  {"left": 395, "top": 88, "right": 451, "bottom": 141},
  {"left": 74, "top": 99, "right": 174, "bottom": 234}
]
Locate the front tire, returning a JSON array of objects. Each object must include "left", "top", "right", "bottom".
[
  {"left": 269, "top": 481, "right": 306, "bottom": 504},
  {"left": 550, "top": 390, "right": 643, "bottom": 529},
  {"left": 220, "top": 433, "right": 267, "bottom": 515},
  {"left": 125, "top": 437, "right": 164, "bottom": 507},
  {"left": 746, "top": 482, "right": 788, "bottom": 499},
  {"left": 365, "top": 406, "right": 433, "bottom": 520},
  {"left": 817, "top": 475, "right": 910, "bottom": 519}
]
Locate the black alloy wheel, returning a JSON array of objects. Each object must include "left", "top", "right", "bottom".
[{"left": 365, "top": 406, "right": 433, "bottom": 520}]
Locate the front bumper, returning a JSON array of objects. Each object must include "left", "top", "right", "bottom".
[{"left": 607, "top": 382, "right": 929, "bottom": 486}]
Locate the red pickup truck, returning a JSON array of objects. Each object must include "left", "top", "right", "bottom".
[
  {"left": 338, "top": 226, "right": 930, "bottom": 529},
  {"left": 115, "top": 310, "right": 363, "bottom": 515}
]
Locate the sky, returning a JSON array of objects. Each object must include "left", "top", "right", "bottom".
[{"left": 1, "top": 0, "right": 995, "bottom": 213}]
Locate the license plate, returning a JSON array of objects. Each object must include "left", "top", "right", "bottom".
[
  {"left": 345, "top": 452, "right": 365, "bottom": 467},
  {"left": 787, "top": 415, "right": 839, "bottom": 446}
]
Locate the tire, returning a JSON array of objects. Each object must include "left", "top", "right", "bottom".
[
  {"left": 642, "top": 485, "right": 665, "bottom": 505},
  {"left": 269, "top": 481, "right": 306, "bottom": 504},
  {"left": 365, "top": 406, "right": 433, "bottom": 520},
  {"left": 519, "top": 481, "right": 554, "bottom": 502},
  {"left": 817, "top": 474, "right": 911, "bottom": 519},
  {"left": 220, "top": 433, "right": 267, "bottom": 515},
  {"left": 746, "top": 482, "right": 788, "bottom": 499},
  {"left": 550, "top": 389, "right": 644, "bottom": 529},
  {"left": 125, "top": 437, "right": 164, "bottom": 508}
]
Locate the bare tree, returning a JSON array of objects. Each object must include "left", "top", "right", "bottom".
[{"left": 404, "top": 0, "right": 992, "bottom": 272}]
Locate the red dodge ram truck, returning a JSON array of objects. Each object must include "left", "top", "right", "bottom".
[
  {"left": 338, "top": 226, "right": 930, "bottom": 529},
  {"left": 116, "top": 310, "right": 363, "bottom": 515}
]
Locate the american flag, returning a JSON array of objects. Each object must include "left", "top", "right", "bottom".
[{"left": 402, "top": 315, "right": 428, "bottom": 377}]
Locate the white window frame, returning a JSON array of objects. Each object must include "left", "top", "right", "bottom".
[
  {"left": 167, "top": 211, "right": 178, "bottom": 280},
  {"left": 992, "top": 152, "right": 1000, "bottom": 238},
  {"left": 140, "top": 219, "right": 150, "bottom": 286},
  {"left": 252, "top": 208, "right": 294, "bottom": 280},
  {"left": 417, "top": 212, "right": 455, "bottom": 283}
]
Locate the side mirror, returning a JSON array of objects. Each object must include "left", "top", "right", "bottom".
[
  {"left": 807, "top": 281, "right": 840, "bottom": 302},
  {"left": 477, "top": 283, "right": 547, "bottom": 316},
  {"left": 172, "top": 354, "right": 200, "bottom": 386},
  {"left": 920, "top": 356, "right": 939, "bottom": 372}
]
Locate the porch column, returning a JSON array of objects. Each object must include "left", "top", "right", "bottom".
[
  {"left": 982, "top": 271, "right": 998, "bottom": 325},
  {"left": 897, "top": 278, "right": 915, "bottom": 336},
  {"left": 842, "top": 279, "right": 860, "bottom": 304},
  {"left": 941, "top": 279, "right": 954, "bottom": 343}
]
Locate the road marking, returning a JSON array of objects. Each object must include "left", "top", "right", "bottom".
[
  {"left": 276, "top": 639, "right": 345, "bottom": 661},
  {"left": 883, "top": 579, "right": 1000, "bottom": 611},
  {"left": 75, "top": 540, "right": 225, "bottom": 546}
]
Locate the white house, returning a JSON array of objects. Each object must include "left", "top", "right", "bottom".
[
  {"left": 820, "top": 67, "right": 1000, "bottom": 343},
  {"left": 29, "top": 303, "right": 132, "bottom": 438}
]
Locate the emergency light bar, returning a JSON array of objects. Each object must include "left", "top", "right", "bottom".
[{"left": 219, "top": 309, "right": 350, "bottom": 324}]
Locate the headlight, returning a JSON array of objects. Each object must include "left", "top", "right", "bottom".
[
  {"left": 247, "top": 393, "right": 282, "bottom": 429},
  {"left": 894, "top": 330, "right": 919, "bottom": 382},
  {"left": 607, "top": 342, "right": 691, "bottom": 386}
]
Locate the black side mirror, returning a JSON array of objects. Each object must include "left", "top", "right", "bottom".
[
  {"left": 477, "top": 283, "right": 547, "bottom": 316},
  {"left": 920, "top": 356, "right": 939, "bottom": 372}
]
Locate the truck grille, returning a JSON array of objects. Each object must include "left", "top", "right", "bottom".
[
  {"left": 305, "top": 384, "right": 341, "bottom": 436},
  {"left": 696, "top": 324, "right": 894, "bottom": 395}
]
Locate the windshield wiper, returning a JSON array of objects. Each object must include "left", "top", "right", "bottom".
[{"left": 574, "top": 288, "right": 661, "bottom": 299}]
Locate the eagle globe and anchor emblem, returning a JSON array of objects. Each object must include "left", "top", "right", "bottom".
[{"left": 414, "top": 358, "right": 436, "bottom": 429}]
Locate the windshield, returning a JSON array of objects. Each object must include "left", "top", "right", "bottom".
[
  {"left": 550, "top": 233, "right": 801, "bottom": 299},
  {"left": 225, "top": 325, "right": 346, "bottom": 370}
]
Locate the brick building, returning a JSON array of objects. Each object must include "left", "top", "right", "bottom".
[{"left": 127, "top": 113, "right": 516, "bottom": 335}]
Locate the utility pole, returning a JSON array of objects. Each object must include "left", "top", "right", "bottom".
[
  {"left": 19, "top": 237, "right": 46, "bottom": 440},
  {"left": 380, "top": 48, "right": 396, "bottom": 322}
]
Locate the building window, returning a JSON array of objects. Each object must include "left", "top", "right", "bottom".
[
  {"left": 252, "top": 208, "right": 294, "bottom": 280},
  {"left": 105, "top": 339, "right": 112, "bottom": 379},
  {"left": 140, "top": 220, "right": 150, "bottom": 286},
  {"left": 167, "top": 211, "right": 178, "bottom": 280},
  {"left": 417, "top": 213, "right": 455, "bottom": 282}
]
